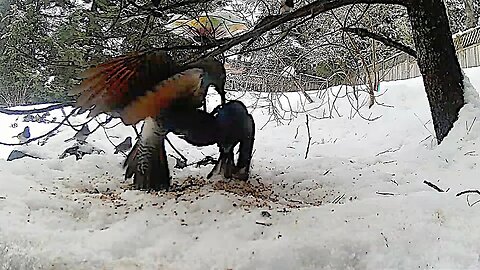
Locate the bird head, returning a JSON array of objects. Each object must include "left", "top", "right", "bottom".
[
  {"left": 23, "top": 126, "right": 31, "bottom": 138},
  {"left": 79, "top": 124, "right": 90, "bottom": 134},
  {"left": 189, "top": 57, "right": 226, "bottom": 104}
]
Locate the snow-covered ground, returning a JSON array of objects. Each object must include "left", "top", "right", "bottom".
[{"left": 1, "top": 68, "right": 480, "bottom": 269}]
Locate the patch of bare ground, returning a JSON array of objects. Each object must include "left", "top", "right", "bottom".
[{"left": 68, "top": 174, "right": 348, "bottom": 211}]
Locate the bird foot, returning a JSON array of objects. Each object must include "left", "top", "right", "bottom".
[
  {"left": 207, "top": 157, "right": 250, "bottom": 181},
  {"left": 232, "top": 167, "right": 249, "bottom": 181}
]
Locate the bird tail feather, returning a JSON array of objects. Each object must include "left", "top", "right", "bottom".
[
  {"left": 234, "top": 114, "right": 255, "bottom": 180},
  {"left": 123, "top": 118, "right": 170, "bottom": 190}
]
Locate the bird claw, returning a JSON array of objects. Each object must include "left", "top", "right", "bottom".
[
  {"left": 207, "top": 155, "right": 249, "bottom": 181},
  {"left": 232, "top": 167, "right": 249, "bottom": 181}
]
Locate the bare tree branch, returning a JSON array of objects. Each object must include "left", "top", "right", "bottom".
[
  {"left": 158, "top": 0, "right": 211, "bottom": 11},
  {"left": 456, "top": 190, "right": 480, "bottom": 197},
  {"left": 0, "top": 102, "right": 75, "bottom": 115},
  {"left": 304, "top": 114, "right": 312, "bottom": 159},
  {"left": 341, "top": 27, "right": 417, "bottom": 57},
  {"left": 165, "top": 136, "right": 188, "bottom": 162},
  {"left": 0, "top": 110, "right": 76, "bottom": 146},
  {"left": 423, "top": 180, "right": 445, "bottom": 192},
  {"left": 136, "top": 15, "right": 152, "bottom": 50},
  {"left": 201, "top": 0, "right": 407, "bottom": 59}
]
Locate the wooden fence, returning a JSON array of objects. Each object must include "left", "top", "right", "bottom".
[
  {"left": 225, "top": 71, "right": 328, "bottom": 92},
  {"left": 225, "top": 27, "right": 480, "bottom": 90},
  {"left": 370, "top": 26, "right": 480, "bottom": 82}
]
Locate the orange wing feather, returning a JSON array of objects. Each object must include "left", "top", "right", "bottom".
[
  {"left": 70, "top": 51, "right": 177, "bottom": 121},
  {"left": 120, "top": 68, "right": 204, "bottom": 125}
]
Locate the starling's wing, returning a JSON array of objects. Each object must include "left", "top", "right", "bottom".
[{"left": 70, "top": 50, "right": 206, "bottom": 125}]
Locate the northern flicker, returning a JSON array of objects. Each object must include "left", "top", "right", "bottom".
[{"left": 71, "top": 50, "right": 227, "bottom": 190}]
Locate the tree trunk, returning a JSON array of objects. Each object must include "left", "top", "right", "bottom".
[{"left": 407, "top": 0, "right": 465, "bottom": 143}]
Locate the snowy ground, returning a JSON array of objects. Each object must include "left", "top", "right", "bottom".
[{"left": 1, "top": 68, "right": 480, "bottom": 269}]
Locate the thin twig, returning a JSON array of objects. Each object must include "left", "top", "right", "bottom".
[
  {"left": 106, "top": 0, "right": 124, "bottom": 32},
  {"left": 304, "top": 114, "right": 312, "bottom": 159},
  {"left": 456, "top": 190, "right": 480, "bottom": 197},
  {"left": 467, "top": 117, "right": 476, "bottom": 134},
  {"left": 375, "top": 146, "right": 401, "bottom": 156},
  {"left": 184, "top": 155, "right": 216, "bottom": 167},
  {"left": 94, "top": 117, "right": 123, "bottom": 155},
  {"left": 294, "top": 125, "right": 300, "bottom": 139},
  {"left": 423, "top": 180, "right": 445, "bottom": 192},
  {"left": 255, "top": 221, "right": 272, "bottom": 226},
  {"left": 331, "top": 193, "right": 345, "bottom": 204},
  {"left": 467, "top": 196, "right": 480, "bottom": 207},
  {"left": 376, "top": 192, "right": 396, "bottom": 196},
  {"left": 0, "top": 110, "right": 76, "bottom": 146},
  {"left": 135, "top": 15, "right": 151, "bottom": 50},
  {"left": 90, "top": 116, "right": 113, "bottom": 134},
  {"left": 132, "top": 126, "right": 140, "bottom": 139},
  {"left": 60, "top": 108, "right": 82, "bottom": 132},
  {"left": 165, "top": 137, "right": 188, "bottom": 162},
  {"left": 157, "top": 0, "right": 211, "bottom": 12},
  {"left": 464, "top": 150, "right": 478, "bottom": 156},
  {"left": 380, "top": 232, "right": 389, "bottom": 247},
  {"left": 419, "top": 135, "right": 433, "bottom": 144}
]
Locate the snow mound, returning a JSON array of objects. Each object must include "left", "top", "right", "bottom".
[{"left": 0, "top": 68, "right": 480, "bottom": 269}]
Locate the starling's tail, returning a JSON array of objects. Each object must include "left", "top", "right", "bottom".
[{"left": 234, "top": 114, "right": 255, "bottom": 180}]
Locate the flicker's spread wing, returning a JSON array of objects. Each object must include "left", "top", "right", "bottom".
[
  {"left": 119, "top": 68, "right": 205, "bottom": 124},
  {"left": 71, "top": 51, "right": 172, "bottom": 111},
  {"left": 70, "top": 50, "right": 206, "bottom": 125}
]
